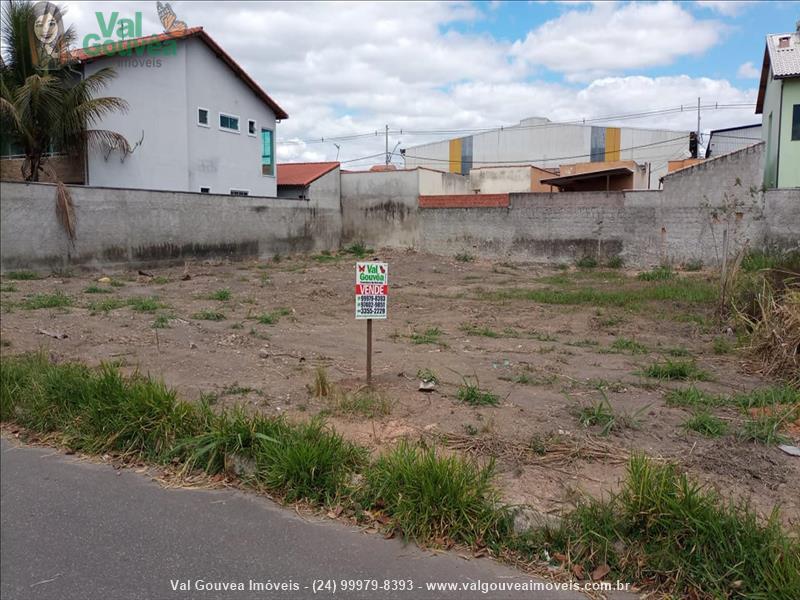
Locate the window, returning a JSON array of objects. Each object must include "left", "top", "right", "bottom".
[
  {"left": 200, "top": 187, "right": 210, "bottom": 193},
  {"left": 261, "top": 128, "right": 274, "bottom": 176},
  {"left": 792, "top": 105, "right": 800, "bottom": 141},
  {"left": 219, "top": 113, "right": 240, "bottom": 132},
  {"left": 230, "top": 189, "right": 249, "bottom": 196},
  {"left": 248, "top": 119, "right": 257, "bottom": 136},
  {"left": 197, "top": 108, "right": 209, "bottom": 127}
]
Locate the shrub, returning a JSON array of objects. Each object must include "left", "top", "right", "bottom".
[
  {"left": 606, "top": 256, "right": 624, "bottom": 269},
  {"left": 576, "top": 256, "right": 597, "bottom": 269}
]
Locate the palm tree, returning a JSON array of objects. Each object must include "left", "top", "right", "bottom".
[{"left": 0, "top": 0, "right": 129, "bottom": 238}]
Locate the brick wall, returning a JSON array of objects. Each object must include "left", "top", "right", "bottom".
[
  {"left": 0, "top": 154, "right": 85, "bottom": 184},
  {"left": 418, "top": 194, "right": 509, "bottom": 208}
]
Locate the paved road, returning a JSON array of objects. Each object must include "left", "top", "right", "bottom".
[{"left": 0, "top": 438, "right": 594, "bottom": 600}]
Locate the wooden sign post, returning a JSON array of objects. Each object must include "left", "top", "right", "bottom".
[{"left": 355, "top": 261, "right": 388, "bottom": 386}]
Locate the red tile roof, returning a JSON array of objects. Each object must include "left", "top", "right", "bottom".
[
  {"left": 71, "top": 27, "right": 288, "bottom": 120},
  {"left": 277, "top": 162, "right": 340, "bottom": 186}
]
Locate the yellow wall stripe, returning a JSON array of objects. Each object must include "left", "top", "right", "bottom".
[
  {"left": 449, "top": 138, "right": 462, "bottom": 173},
  {"left": 605, "top": 127, "right": 620, "bottom": 161}
]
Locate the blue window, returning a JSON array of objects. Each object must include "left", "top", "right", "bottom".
[
  {"left": 219, "top": 113, "right": 239, "bottom": 132},
  {"left": 261, "top": 128, "right": 274, "bottom": 176}
]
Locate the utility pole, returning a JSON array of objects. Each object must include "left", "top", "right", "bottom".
[
  {"left": 385, "top": 124, "right": 389, "bottom": 165},
  {"left": 696, "top": 97, "right": 701, "bottom": 139}
]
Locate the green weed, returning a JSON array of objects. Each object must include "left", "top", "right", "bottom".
[
  {"left": 576, "top": 256, "right": 597, "bottom": 269},
  {"left": 210, "top": 288, "right": 231, "bottom": 301},
  {"left": 193, "top": 310, "right": 226, "bottom": 321},
  {"left": 456, "top": 379, "right": 499, "bottom": 406},
  {"left": 712, "top": 337, "right": 734, "bottom": 355},
  {"left": 416, "top": 369, "right": 438, "bottom": 383},
  {"left": 1, "top": 284, "right": 17, "bottom": 293},
  {"left": 6, "top": 270, "right": 39, "bottom": 280},
  {"left": 637, "top": 266, "right": 674, "bottom": 281},
  {"left": 606, "top": 256, "right": 624, "bottom": 269},
  {"left": 87, "top": 298, "right": 127, "bottom": 313},
  {"left": 151, "top": 314, "right": 171, "bottom": 329},
  {"left": 611, "top": 337, "right": 648, "bottom": 354},
  {"left": 84, "top": 285, "right": 113, "bottom": 294},
  {"left": 342, "top": 241, "right": 373, "bottom": 259},
  {"left": 643, "top": 360, "right": 710, "bottom": 381},
  {"left": 455, "top": 252, "right": 475, "bottom": 263},
  {"left": 665, "top": 386, "right": 722, "bottom": 409},
  {"left": 21, "top": 291, "right": 72, "bottom": 310},
  {"left": 460, "top": 323, "right": 500, "bottom": 338},
  {"left": 739, "top": 407, "right": 797, "bottom": 445},
  {"left": 127, "top": 296, "right": 164, "bottom": 312},
  {"left": 410, "top": 327, "right": 444, "bottom": 345},
  {"left": 256, "top": 307, "right": 292, "bottom": 325},
  {"left": 682, "top": 411, "right": 728, "bottom": 437}
]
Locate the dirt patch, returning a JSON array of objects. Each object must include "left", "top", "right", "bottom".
[{"left": 1, "top": 250, "right": 797, "bottom": 527}]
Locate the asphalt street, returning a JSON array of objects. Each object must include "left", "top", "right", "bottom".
[{"left": 0, "top": 437, "right": 596, "bottom": 600}]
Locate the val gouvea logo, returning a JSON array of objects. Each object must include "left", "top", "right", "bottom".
[{"left": 82, "top": 1, "right": 187, "bottom": 58}]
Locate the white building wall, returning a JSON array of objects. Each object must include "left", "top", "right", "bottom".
[
  {"left": 184, "top": 38, "right": 277, "bottom": 196},
  {"left": 84, "top": 38, "right": 278, "bottom": 196},
  {"left": 84, "top": 45, "right": 190, "bottom": 191}
]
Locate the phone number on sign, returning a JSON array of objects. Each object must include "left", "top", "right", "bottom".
[{"left": 312, "top": 579, "right": 414, "bottom": 594}]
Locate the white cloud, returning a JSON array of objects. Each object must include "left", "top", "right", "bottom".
[
  {"left": 695, "top": 1, "right": 754, "bottom": 17},
  {"left": 737, "top": 61, "right": 761, "bottom": 79},
  {"left": 512, "top": 1, "right": 723, "bottom": 81},
  {"left": 56, "top": 1, "right": 756, "bottom": 166}
]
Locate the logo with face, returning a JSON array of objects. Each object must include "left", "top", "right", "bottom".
[{"left": 31, "top": 1, "right": 65, "bottom": 58}]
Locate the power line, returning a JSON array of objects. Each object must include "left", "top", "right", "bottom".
[{"left": 277, "top": 102, "right": 757, "bottom": 146}]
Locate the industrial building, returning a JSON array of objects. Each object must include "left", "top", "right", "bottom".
[
  {"left": 401, "top": 117, "right": 692, "bottom": 189},
  {"left": 705, "top": 124, "right": 762, "bottom": 158}
]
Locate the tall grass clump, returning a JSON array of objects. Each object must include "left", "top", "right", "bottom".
[
  {"left": 637, "top": 265, "right": 674, "bottom": 281},
  {"left": 361, "top": 441, "right": 509, "bottom": 545},
  {"left": 528, "top": 456, "right": 800, "bottom": 599},
  {"left": 258, "top": 418, "right": 367, "bottom": 504},
  {"left": 728, "top": 249, "right": 799, "bottom": 384},
  {"left": 643, "top": 359, "right": 710, "bottom": 381}
]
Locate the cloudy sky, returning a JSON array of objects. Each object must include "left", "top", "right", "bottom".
[{"left": 53, "top": 1, "right": 799, "bottom": 167}]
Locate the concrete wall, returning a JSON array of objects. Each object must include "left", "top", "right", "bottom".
[
  {"left": 340, "top": 170, "right": 419, "bottom": 248},
  {"left": 418, "top": 168, "right": 471, "bottom": 195},
  {"left": 0, "top": 182, "right": 340, "bottom": 271},
  {"left": 3, "top": 143, "right": 797, "bottom": 273},
  {"left": 470, "top": 166, "right": 533, "bottom": 194},
  {"left": 84, "top": 38, "right": 278, "bottom": 196},
  {"left": 415, "top": 143, "right": 800, "bottom": 267}
]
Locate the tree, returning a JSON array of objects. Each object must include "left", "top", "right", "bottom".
[{"left": 0, "top": 0, "right": 129, "bottom": 238}]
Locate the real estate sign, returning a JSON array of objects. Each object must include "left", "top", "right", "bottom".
[{"left": 355, "top": 262, "right": 388, "bottom": 319}]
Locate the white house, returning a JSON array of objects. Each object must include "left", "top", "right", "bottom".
[{"left": 73, "top": 27, "right": 288, "bottom": 196}]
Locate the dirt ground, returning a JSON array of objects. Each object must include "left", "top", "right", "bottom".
[{"left": 1, "top": 250, "right": 798, "bottom": 527}]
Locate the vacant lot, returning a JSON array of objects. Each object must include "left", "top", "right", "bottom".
[{"left": 1, "top": 250, "right": 797, "bottom": 526}]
